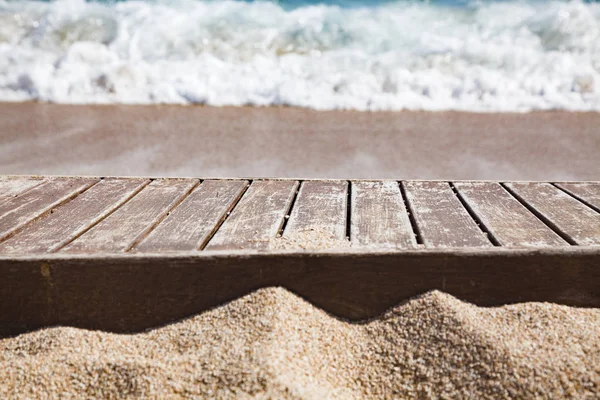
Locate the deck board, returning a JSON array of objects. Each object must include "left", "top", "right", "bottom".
[
  {"left": 2, "top": 248, "right": 599, "bottom": 336},
  {"left": 1, "top": 177, "right": 596, "bottom": 253},
  {"left": 284, "top": 180, "right": 348, "bottom": 241},
  {"left": 205, "top": 180, "right": 298, "bottom": 251},
  {"left": 454, "top": 182, "right": 567, "bottom": 247},
  {"left": 351, "top": 181, "right": 415, "bottom": 248},
  {"left": 403, "top": 181, "right": 491, "bottom": 248},
  {"left": 0, "top": 176, "right": 46, "bottom": 200},
  {"left": 136, "top": 180, "right": 248, "bottom": 252},
  {"left": 555, "top": 182, "right": 600, "bottom": 212},
  {"left": 61, "top": 179, "right": 198, "bottom": 253},
  {"left": 0, "top": 178, "right": 148, "bottom": 254},
  {"left": 506, "top": 182, "right": 600, "bottom": 245},
  {"left": 0, "top": 177, "right": 97, "bottom": 242}
]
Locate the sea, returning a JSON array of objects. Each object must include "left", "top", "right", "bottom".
[{"left": 0, "top": 0, "right": 599, "bottom": 111}]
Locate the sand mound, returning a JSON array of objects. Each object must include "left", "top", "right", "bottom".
[
  {"left": 1, "top": 288, "right": 599, "bottom": 399},
  {"left": 270, "top": 228, "right": 352, "bottom": 251}
]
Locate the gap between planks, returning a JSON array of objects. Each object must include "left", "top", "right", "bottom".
[
  {"left": 552, "top": 183, "right": 600, "bottom": 214},
  {"left": 500, "top": 183, "right": 577, "bottom": 246},
  {"left": 197, "top": 180, "right": 253, "bottom": 251},
  {"left": 398, "top": 181, "right": 424, "bottom": 245},
  {"left": 204, "top": 180, "right": 299, "bottom": 251},
  {"left": 3, "top": 177, "right": 598, "bottom": 254},
  {"left": 51, "top": 179, "right": 152, "bottom": 253},
  {"left": 278, "top": 180, "right": 302, "bottom": 238},
  {"left": 453, "top": 182, "right": 567, "bottom": 248},
  {"left": 126, "top": 180, "right": 202, "bottom": 252},
  {"left": 0, "top": 177, "right": 48, "bottom": 200},
  {"left": 449, "top": 182, "right": 500, "bottom": 247},
  {"left": 345, "top": 180, "right": 352, "bottom": 241},
  {"left": 0, "top": 178, "right": 99, "bottom": 244}
]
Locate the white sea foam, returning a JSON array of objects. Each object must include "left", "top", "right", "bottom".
[{"left": 0, "top": 0, "right": 599, "bottom": 111}]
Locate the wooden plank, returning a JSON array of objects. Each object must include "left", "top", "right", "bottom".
[
  {"left": 0, "top": 176, "right": 45, "bottom": 200},
  {"left": 506, "top": 182, "right": 600, "bottom": 246},
  {"left": 205, "top": 180, "right": 298, "bottom": 251},
  {"left": 555, "top": 182, "right": 600, "bottom": 212},
  {"left": 2, "top": 248, "right": 599, "bottom": 336},
  {"left": 0, "top": 177, "right": 97, "bottom": 242},
  {"left": 135, "top": 180, "right": 248, "bottom": 252},
  {"left": 351, "top": 180, "right": 415, "bottom": 248},
  {"left": 454, "top": 182, "right": 566, "bottom": 247},
  {"left": 0, "top": 178, "right": 149, "bottom": 255},
  {"left": 61, "top": 179, "right": 198, "bottom": 253},
  {"left": 403, "top": 181, "right": 491, "bottom": 248},
  {"left": 284, "top": 180, "right": 348, "bottom": 240}
]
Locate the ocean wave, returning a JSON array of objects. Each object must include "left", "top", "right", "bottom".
[{"left": 0, "top": 0, "right": 599, "bottom": 111}]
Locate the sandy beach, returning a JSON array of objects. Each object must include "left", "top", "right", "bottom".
[
  {"left": 1, "top": 0, "right": 599, "bottom": 395},
  {"left": 0, "top": 103, "right": 599, "bottom": 180},
  {"left": 1, "top": 288, "right": 598, "bottom": 399}
]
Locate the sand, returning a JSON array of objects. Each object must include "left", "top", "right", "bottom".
[
  {"left": 1, "top": 288, "right": 598, "bottom": 399},
  {"left": 270, "top": 228, "right": 352, "bottom": 251},
  {"left": 0, "top": 103, "right": 599, "bottom": 180}
]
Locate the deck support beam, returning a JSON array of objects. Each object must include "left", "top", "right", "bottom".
[{"left": 1, "top": 248, "right": 599, "bottom": 337}]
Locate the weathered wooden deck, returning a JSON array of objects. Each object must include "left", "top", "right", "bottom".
[{"left": 1, "top": 175, "right": 599, "bottom": 335}]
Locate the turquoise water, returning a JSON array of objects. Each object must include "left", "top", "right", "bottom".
[{"left": 1, "top": 0, "right": 599, "bottom": 110}]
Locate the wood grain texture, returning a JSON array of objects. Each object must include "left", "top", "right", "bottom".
[
  {"left": 0, "top": 177, "right": 97, "bottom": 242},
  {"left": 1, "top": 176, "right": 598, "bottom": 255},
  {"left": 205, "top": 180, "right": 298, "bottom": 251},
  {"left": 284, "top": 180, "right": 348, "bottom": 239},
  {"left": 1, "top": 175, "right": 600, "bottom": 337},
  {"left": 0, "top": 176, "right": 46, "bottom": 200},
  {"left": 2, "top": 248, "right": 599, "bottom": 336},
  {"left": 403, "top": 181, "right": 491, "bottom": 248},
  {"left": 555, "top": 182, "right": 600, "bottom": 212},
  {"left": 454, "top": 182, "right": 567, "bottom": 247},
  {"left": 136, "top": 180, "right": 248, "bottom": 252},
  {"left": 0, "top": 178, "right": 149, "bottom": 255},
  {"left": 351, "top": 181, "right": 416, "bottom": 248},
  {"left": 61, "top": 179, "right": 198, "bottom": 253},
  {"left": 506, "top": 182, "right": 600, "bottom": 245}
]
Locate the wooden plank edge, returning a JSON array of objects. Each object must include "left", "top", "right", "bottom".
[
  {"left": 4, "top": 175, "right": 600, "bottom": 184},
  {"left": 553, "top": 182, "right": 600, "bottom": 214},
  {"left": 3, "top": 177, "right": 48, "bottom": 198},
  {"left": 2, "top": 245, "right": 599, "bottom": 260},
  {"left": 501, "top": 183, "right": 578, "bottom": 245},
  {"left": 1, "top": 247, "right": 599, "bottom": 337},
  {"left": 50, "top": 179, "right": 152, "bottom": 253},
  {"left": 0, "top": 178, "right": 100, "bottom": 243},
  {"left": 125, "top": 179, "right": 201, "bottom": 252}
]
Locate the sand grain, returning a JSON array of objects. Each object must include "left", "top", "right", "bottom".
[{"left": 1, "top": 288, "right": 598, "bottom": 399}]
